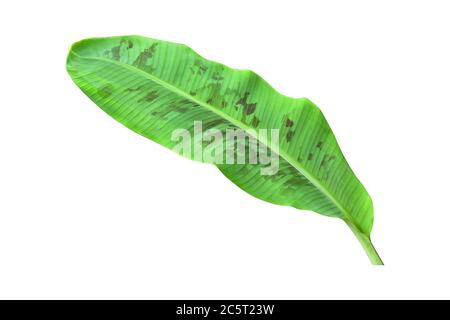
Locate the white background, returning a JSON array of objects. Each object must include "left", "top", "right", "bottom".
[{"left": 1, "top": 0, "right": 449, "bottom": 299}]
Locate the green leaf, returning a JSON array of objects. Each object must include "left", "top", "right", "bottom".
[{"left": 66, "top": 35, "right": 383, "bottom": 265}]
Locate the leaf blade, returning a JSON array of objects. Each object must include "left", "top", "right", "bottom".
[{"left": 67, "top": 35, "right": 379, "bottom": 263}]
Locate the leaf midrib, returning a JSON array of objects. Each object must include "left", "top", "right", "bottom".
[{"left": 69, "top": 48, "right": 353, "bottom": 227}]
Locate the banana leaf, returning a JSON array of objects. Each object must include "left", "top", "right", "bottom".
[{"left": 67, "top": 35, "right": 383, "bottom": 265}]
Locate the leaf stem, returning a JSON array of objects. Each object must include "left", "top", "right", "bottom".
[{"left": 345, "top": 220, "right": 384, "bottom": 265}]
